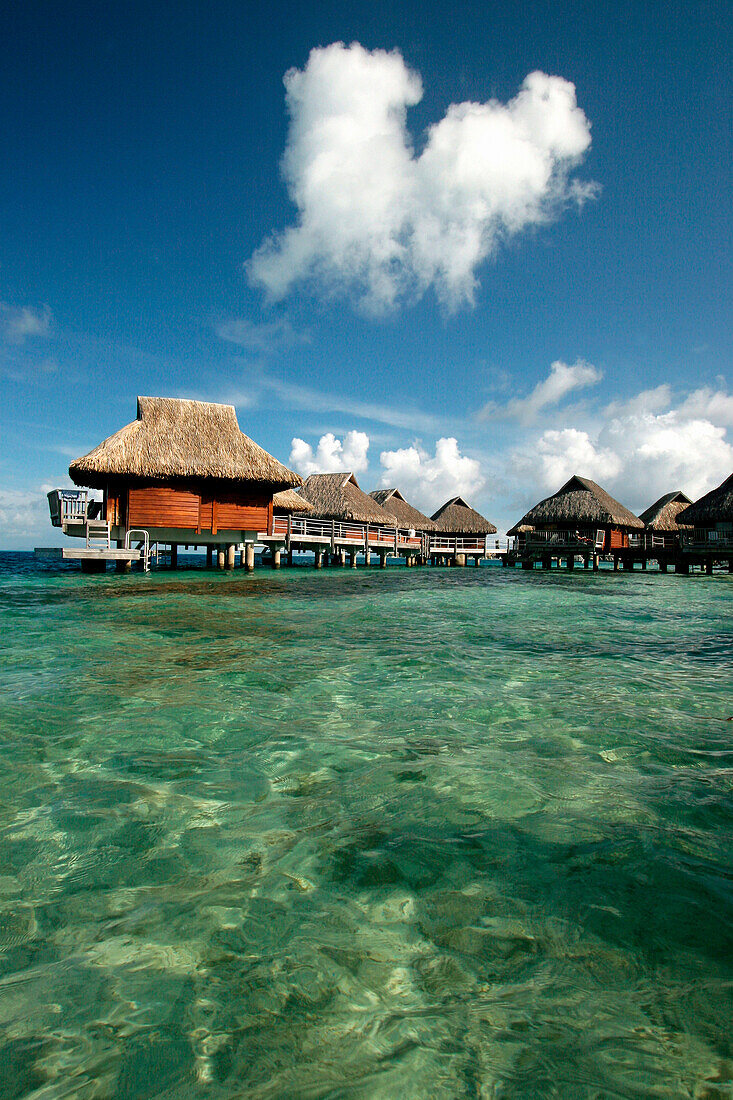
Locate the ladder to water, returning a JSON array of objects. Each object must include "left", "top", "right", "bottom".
[{"left": 86, "top": 520, "right": 111, "bottom": 550}]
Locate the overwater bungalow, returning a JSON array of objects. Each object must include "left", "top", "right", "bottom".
[
  {"left": 637, "top": 491, "right": 692, "bottom": 551},
  {"left": 430, "top": 496, "right": 497, "bottom": 565},
  {"left": 507, "top": 475, "right": 643, "bottom": 569},
  {"left": 369, "top": 488, "right": 436, "bottom": 533},
  {"left": 287, "top": 472, "right": 424, "bottom": 566},
  {"left": 49, "top": 396, "right": 300, "bottom": 570},
  {"left": 676, "top": 474, "right": 733, "bottom": 568}
]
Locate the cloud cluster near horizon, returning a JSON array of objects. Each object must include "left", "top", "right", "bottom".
[
  {"left": 289, "top": 431, "right": 484, "bottom": 513},
  {"left": 249, "top": 42, "right": 596, "bottom": 312},
  {"left": 514, "top": 380, "right": 733, "bottom": 508}
]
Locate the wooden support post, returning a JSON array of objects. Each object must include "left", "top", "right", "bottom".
[
  {"left": 675, "top": 560, "right": 689, "bottom": 575},
  {"left": 350, "top": 552, "right": 357, "bottom": 569},
  {"left": 170, "top": 544, "right": 178, "bottom": 570},
  {"left": 641, "top": 559, "right": 647, "bottom": 571},
  {"left": 584, "top": 555, "right": 590, "bottom": 569},
  {"left": 245, "top": 543, "right": 255, "bottom": 572},
  {"left": 623, "top": 558, "right": 633, "bottom": 571},
  {"left": 315, "top": 549, "right": 323, "bottom": 569},
  {"left": 542, "top": 554, "right": 551, "bottom": 571},
  {"left": 287, "top": 548, "right": 293, "bottom": 567},
  {"left": 272, "top": 548, "right": 281, "bottom": 569},
  {"left": 206, "top": 545, "right": 213, "bottom": 568},
  {"left": 567, "top": 556, "right": 575, "bottom": 571},
  {"left": 226, "top": 543, "right": 235, "bottom": 569},
  {"left": 339, "top": 550, "right": 346, "bottom": 566},
  {"left": 364, "top": 547, "right": 371, "bottom": 567},
  {"left": 592, "top": 554, "right": 599, "bottom": 572},
  {"left": 660, "top": 560, "right": 668, "bottom": 573},
  {"left": 239, "top": 548, "right": 245, "bottom": 567},
  {"left": 217, "top": 548, "right": 225, "bottom": 570},
  {"left": 706, "top": 558, "right": 713, "bottom": 575},
  {"left": 455, "top": 553, "right": 466, "bottom": 567},
  {"left": 613, "top": 556, "right": 619, "bottom": 571},
  {"left": 379, "top": 551, "right": 387, "bottom": 569}
]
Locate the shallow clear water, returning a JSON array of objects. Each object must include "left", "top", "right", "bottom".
[{"left": 0, "top": 553, "right": 731, "bottom": 1099}]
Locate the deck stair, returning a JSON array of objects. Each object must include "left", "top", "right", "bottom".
[{"left": 86, "top": 519, "right": 111, "bottom": 550}]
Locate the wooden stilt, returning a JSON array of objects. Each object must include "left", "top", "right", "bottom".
[
  {"left": 272, "top": 548, "right": 281, "bottom": 569},
  {"left": 170, "top": 544, "right": 178, "bottom": 569},
  {"left": 245, "top": 543, "right": 255, "bottom": 572},
  {"left": 217, "top": 548, "right": 225, "bottom": 570},
  {"left": 206, "top": 545, "right": 213, "bottom": 568},
  {"left": 226, "top": 544, "right": 235, "bottom": 569}
]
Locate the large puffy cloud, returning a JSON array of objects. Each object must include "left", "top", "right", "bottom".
[
  {"left": 250, "top": 43, "right": 595, "bottom": 311},
  {"left": 481, "top": 358, "right": 602, "bottom": 423},
  {"left": 379, "top": 437, "right": 485, "bottom": 512},
  {"left": 290, "top": 430, "right": 370, "bottom": 475},
  {"left": 524, "top": 385, "right": 733, "bottom": 509}
]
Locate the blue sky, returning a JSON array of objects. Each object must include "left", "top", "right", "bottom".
[{"left": 1, "top": 0, "right": 731, "bottom": 548}]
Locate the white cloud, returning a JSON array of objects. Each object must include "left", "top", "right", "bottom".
[
  {"left": 249, "top": 43, "right": 596, "bottom": 312},
  {"left": 481, "top": 358, "right": 602, "bottom": 422},
  {"left": 290, "top": 430, "right": 370, "bottom": 475},
  {"left": 0, "top": 486, "right": 54, "bottom": 539},
  {"left": 1, "top": 303, "right": 53, "bottom": 343},
  {"left": 379, "top": 437, "right": 485, "bottom": 512},
  {"left": 216, "top": 316, "right": 308, "bottom": 353},
  {"left": 521, "top": 385, "right": 733, "bottom": 510}
]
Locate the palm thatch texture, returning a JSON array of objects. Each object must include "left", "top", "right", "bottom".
[
  {"left": 431, "top": 497, "right": 498, "bottom": 535},
  {"left": 369, "top": 488, "right": 437, "bottom": 531},
  {"left": 300, "top": 473, "right": 395, "bottom": 524},
  {"left": 677, "top": 473, "right": 733, "bottom": 526},
  {"left": 69, "top": 396, "right": 301, "bottom": 491},
  {"left": 507, "top": 475, "right": 643, "bottom": 534},
  {"left": 273, "top": 489, "right": 313, "bottom": 514},
  {"left": 639, "top": 491, "right": 692, "bottom": 531}
]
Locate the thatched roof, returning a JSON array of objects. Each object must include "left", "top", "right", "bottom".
[
  {"left": 69, "top": 397, "right": 301, "bottom": 491},
  {"left": 300, "top": 473, "right": 394, "bottom": 524},
  {"left": 273, "top": 489, "right": 312, "bottom": 514},
  {"left": 639, "top": 491, "right": 692, "bottom": 531},
  {"left": 509, "top": 475, "right": 643, "bottom": 532},
  {"left": 677, "top": 473, "right": 733, "bottom": 526},
  {"left": 369, "top": 488, "right": 437, "bottom": 531},
  {"left": 431, "top": 497, "right": 497, "bottom": 535}
]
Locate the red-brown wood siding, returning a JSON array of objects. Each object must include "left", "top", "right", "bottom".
[
  {"left": 608, "top": 528, "right": 628, "bottom": 550},
  {"left": 124, "top": 485, "right": 273, "bottom": 532},
  {"left": 128, "top": 486, "right": 201, "bottom": 529}
]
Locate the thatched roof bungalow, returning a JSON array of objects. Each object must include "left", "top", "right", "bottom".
[
  {"left": 300, "top": 473, "right": 394, "bottom": 525},
  {"left": 369, "top": 488, "right": 436, "bottom": 531},
  {"left": 67, "top": 396, "right": 300, "bottom": 539},
  {"left": 508, "top": 475, "right": 642, "bottom": 552},
  {"left": 639, "top": 491, "right": 692, "bottom": 531},
  {"left": 677, "top": 473, "right": 733, "bottom": 529},
  {"left": 273, "top": 489, "right": 312, "bottom": 514},
  {"left": 431, "top": 497, "right": 497, "bottom": 536}
]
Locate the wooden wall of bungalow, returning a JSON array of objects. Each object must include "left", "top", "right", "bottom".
[{"left": 104, "top": 479, "right": 274, "bottom": 535}]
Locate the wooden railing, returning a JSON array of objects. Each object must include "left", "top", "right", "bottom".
[
  {"left": 270, "top": 515, "right": 422, "bottom": 548},
  {"left": 680, "top": 530, "right": 733, "bottom": 550},
  {"left": 428, "top": 536, "right": 488, "bottom": 553}
]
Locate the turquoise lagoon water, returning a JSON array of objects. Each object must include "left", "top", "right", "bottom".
[{"left": 0, "top": 553, "right": 731, "bottom": 1099}]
